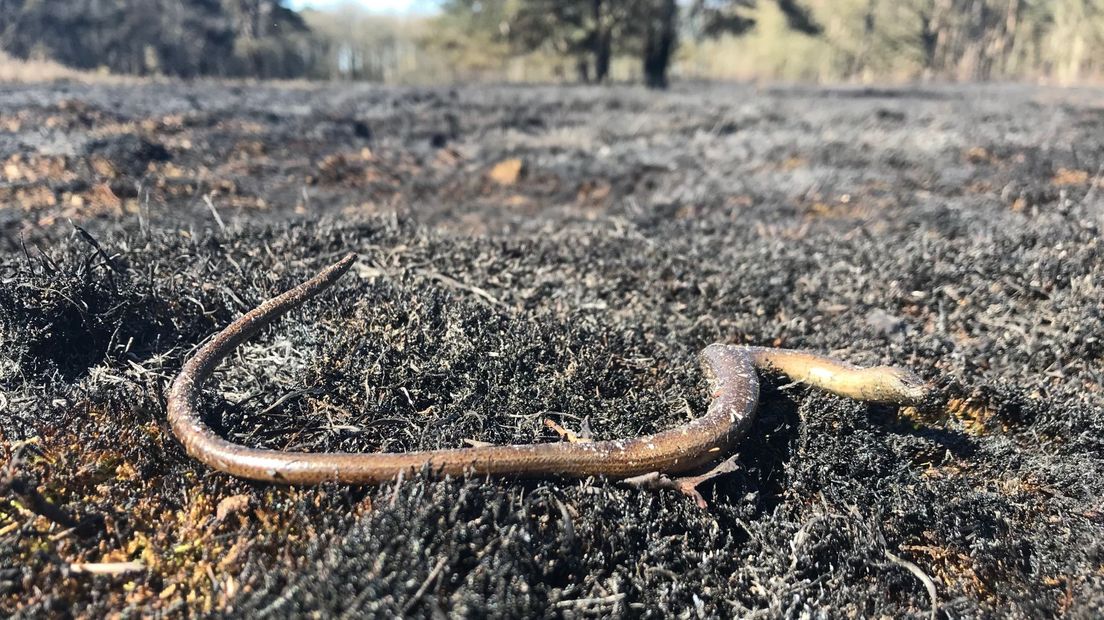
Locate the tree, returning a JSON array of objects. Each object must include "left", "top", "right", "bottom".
[
  {"left": 508, "top": 0, "right": 596, "bottom": 81},
  {"left": 430, "top": 0, "right": 519, "bottom": 80},
  {"left": 641, "top": 0, "right": 679, "bottom": 88},
  {"left": 438, "top": 0, "right": 631, "bottom": 83},
  {"left": 635, "top": 0, "right": 822, "bottom": 89},
  {"left": 0, "top": 0, "right": 310, "bottom": 78},
  {"left": 437, "top": 0, "right": 821, "bottom": 88}
]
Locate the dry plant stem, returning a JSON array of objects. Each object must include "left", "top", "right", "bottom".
[
  {"left": 68, "top": 561, "right": 146, "bottom": 576},
  {"left": 167, "top": 253, "right": 930, "bottom": 485}
]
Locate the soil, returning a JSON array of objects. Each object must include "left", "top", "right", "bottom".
[{"left": 1, "top": 80, "right": 1102, "bottom": 618}]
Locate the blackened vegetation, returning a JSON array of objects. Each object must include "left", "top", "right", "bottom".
[{"left": 1, "top": 83, "right": 1103, "bottom": 616}]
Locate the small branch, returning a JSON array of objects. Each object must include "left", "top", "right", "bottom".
[
  {"left": 255, "top": 388, "right": 320, "bottom": 418},
  {"left": 419, "top": 270, "right": 505, "bottom": 308},
  {"left": 2, "top": 453, "right": 102, "bottom": 537},
  {"left": 885, "top": 549, "right": 939, "bottom": 620},
  {"left": 401, "top": 556, "right": 448, "bottom": 613},
  {"left": 620, "top": 455, "right": 739, "bottom": 509},
  {"left": 203, "top": 194, "right": 228, "bottom": 234},
  {"left": 554, "top": 593, "right": 627, "bottom": 609},
  {"left": 544, "top": 418, "right": 592, "bottom": 443},
  {"left": 4, "top": 475, "right": 79, "bottom": 530}
]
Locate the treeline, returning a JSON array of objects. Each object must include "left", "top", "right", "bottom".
[
  {"left": 428, "top": 0, "right": 1104, "bottom": 85},
  {"left": 2, "top": 0, "right": 1104, "bottom": 84},
  {"left": 748, "top": 0, "right": 1104, "bottom": 83},
  {"left": 422, "top": 0, "right": 821, "bottom": 88},
  {"left": 0, "top": 0, "right": 313, "bottom": 79},
  {"left": 305, "top": 0, "right": 1104, "bottom": 85}
]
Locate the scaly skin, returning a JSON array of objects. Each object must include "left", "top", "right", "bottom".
[{"left": 166, "top": 253, "right": 930, "bottom": 485}]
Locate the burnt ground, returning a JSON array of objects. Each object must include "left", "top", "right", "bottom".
[{"left": 0, "top": 80, "right": 1102, "bottom": 617}]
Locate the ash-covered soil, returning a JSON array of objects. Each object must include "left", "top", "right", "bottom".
[{"left": 1, "top": 81, "right": 1102, "bottom": 617}]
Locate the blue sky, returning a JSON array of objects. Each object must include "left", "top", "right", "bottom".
[{"left": 285, "top": 0, "right": 437, "bottom": 14}]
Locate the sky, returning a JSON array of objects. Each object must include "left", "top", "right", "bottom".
[{"left": 285, "top": 0, "right": 437, "bottom": 14}]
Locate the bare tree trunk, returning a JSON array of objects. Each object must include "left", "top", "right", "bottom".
[
  {"left": 592, "top": 0, "right": 611, "bottom": 82},
  {"left": 576, "top": 56, "right": 591, "bottom": 82},
  {"left": 595, "top": 30, "right": 611, "bottom": 82},
  {"left": 850, "top": 0, "right": 877, "bottom": 80},
  {"left": 990, "top": 0, "right": 1020, "bottom": 78},
  {"left": 919, "top": 7, "right": 939, "bottom": 78},
  {"left": 642, "top": 0, "right": 677, "bottom": 89}
]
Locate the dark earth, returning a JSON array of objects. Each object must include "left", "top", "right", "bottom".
[{"left": 1, "top": 80, "right": 1102, "bottom": 617}]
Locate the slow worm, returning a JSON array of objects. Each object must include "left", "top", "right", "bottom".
[{"left": 167, "top": 253, "right": 929, "bottom": 484}]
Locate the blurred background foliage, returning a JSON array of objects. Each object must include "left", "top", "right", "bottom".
[{"left": 2, "top": 0, "right": 1104, "bottom": 85}]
